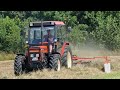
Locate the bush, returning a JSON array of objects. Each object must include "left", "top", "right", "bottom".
[{"left": 0, "top": 16, "right": 21, "bottom": 53}]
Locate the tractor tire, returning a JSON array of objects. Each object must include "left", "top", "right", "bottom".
[
  {"left": 14, "top": 55, "right": 25, "bottom": 76},
  {"left": 61, "top": 46, "right": 73, "bottom": 68},
  {"left": 49, "top": 54, "right": 61, "bottom": 71}
]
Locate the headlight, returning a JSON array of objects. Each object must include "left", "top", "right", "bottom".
[
  {"left": 30, "top": 54, "right": 34, "bottom": 57},
  {"left": 36, "top": 54, "right": 39, "bottom": 57}
]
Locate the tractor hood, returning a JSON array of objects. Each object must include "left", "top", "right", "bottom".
[{"left": 29, "top": 45, "right": 48, "bottom": 53}]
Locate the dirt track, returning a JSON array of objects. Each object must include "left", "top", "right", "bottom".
[{"left": 0, "top": 56, "right": 120, "bottom": 79}]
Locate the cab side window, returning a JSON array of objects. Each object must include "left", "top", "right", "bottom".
[
  {"left": 57, "top": 25, "right": 67, "bottom": 43},
  {"left": 57, "top": 26, "right": 62, "bottom": 40},
  {"left": 60, "top": 25, "right": 67, "bottom": 42}
]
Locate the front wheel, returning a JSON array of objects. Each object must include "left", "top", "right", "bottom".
[
  {"left": 49, "top": 54, "right": 61, "bottom": 71},
  {"left": 14, "top": 55, "right": 25, "bottom": 76}
]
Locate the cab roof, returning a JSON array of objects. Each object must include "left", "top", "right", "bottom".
[{"left": 29, "top": 21, "right": 65, "bottom": 27}]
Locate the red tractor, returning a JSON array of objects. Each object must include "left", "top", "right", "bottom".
[{"left": 14, "top": 21, "right": 73, "bottom": 75}]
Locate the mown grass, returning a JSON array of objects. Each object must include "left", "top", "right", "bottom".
[
  {"left": 0, "top": 44, "right": 120, "bottom": 79},
  {"left": 0, "top": 61, "right": 104, "bottom": 79},
  {"left": 0, "top": 51, "right": 15, "bottom": 61},
  {"left": 0, "top": 56, "right": 120, "bottom": 79}
]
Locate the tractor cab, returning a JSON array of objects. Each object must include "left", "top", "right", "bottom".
[{"left": 28, "top": 21, "right": 65, "bottom": 45}]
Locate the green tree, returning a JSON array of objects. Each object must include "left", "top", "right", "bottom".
[{"left": 0, "top": 16, "right": 21, "bottom": 53}]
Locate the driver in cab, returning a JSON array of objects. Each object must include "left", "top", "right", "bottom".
[{"left": 43, "top": 29, "right": 54, "bottom": 54}]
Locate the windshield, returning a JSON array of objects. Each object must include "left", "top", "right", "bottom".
[{"left": 29, "top": 26, "right": 55, "bottom": 44}]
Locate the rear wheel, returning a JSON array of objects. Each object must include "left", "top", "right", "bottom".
[
  {"left": 49, "top": 54, "right": 61, "bottom": 71},
  {"left": 14, "top": 55, "right": 25, "bottom": 76},
  {"left": 61, "top": 46, "right": 73, "bottom": 68}
]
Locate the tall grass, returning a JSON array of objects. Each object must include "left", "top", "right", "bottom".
[{"left": 0, "top": 51, "right": 15, "bottom": 61}]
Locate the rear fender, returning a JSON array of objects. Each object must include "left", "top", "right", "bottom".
[{"left": 60, "top": 42, "right": 69, "bottom": 57}]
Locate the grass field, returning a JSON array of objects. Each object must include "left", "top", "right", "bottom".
[
  {"left": 0, "top": 52, "right": 15, "bottom": 61},
  {"left": 0, "top": 45, "right": 120, "bottom": 79},
  {"left": 0, "top": 55, "right": 120, "bottom": 79}
]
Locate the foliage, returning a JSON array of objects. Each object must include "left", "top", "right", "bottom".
[{"left": 0, "top": 11, "right": 120, "bottom": 53}]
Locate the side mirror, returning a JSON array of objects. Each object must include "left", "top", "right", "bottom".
[{"left": 67, "top": 26, "right": 72, "bottom": 32}]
